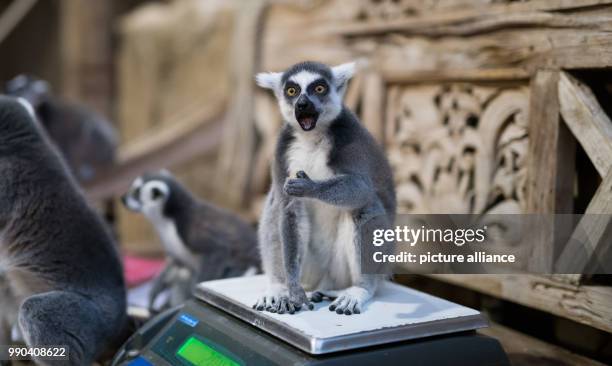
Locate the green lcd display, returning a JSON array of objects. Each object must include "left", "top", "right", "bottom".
[{"left": 176, "top": 336, "right": 240, "bottom": 366}]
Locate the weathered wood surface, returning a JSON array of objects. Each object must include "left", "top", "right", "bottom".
[
  {"left": 555, "top": 169, "right": 612, "bottom": 273},
  {"left": 0, "top": 0, "right": 37, "bottom": 45},
  {"left": 432, "top": 274, "right": 612, "bottom": 333},
  {"left": 481, "top": 322, "right": 606, "bottom": 366},
  {"left": 214, "top": 0, "right": 266, "bottom": 209},
  {"left": 60, "top": 0, "right": 113, "bottom": 116},
  {"left": 525, "top": 71, "right": 575, "bottom": 271},
  {"left": 558, "top": 72, "right": 612, "bottom": 178},
  {"left": 85, "top": 113, "right": 224, "bottom": 201}
]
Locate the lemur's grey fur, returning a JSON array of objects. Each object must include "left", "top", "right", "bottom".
[
  {"left": 122, "top": 172, "right": 260, "bottom": 311},
  {"left": 254, "top": 61, "right": 396, "bottom": 315},
  {"left": 5, "top": 75, "right": 118, "bottom": 183},
  {"left": 0, "top": 96, "right": 127, "bottom": 365}
]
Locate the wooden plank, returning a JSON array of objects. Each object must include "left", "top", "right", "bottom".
[
  {"left": 85, "top": 115, "right": 224, "bottom": 202},
  {"left": 361, "top": 71, "right": 384, "bottom": 143},
  {"left": 555, "top": 170, "right": 612, "bottom": 273},
  {"left": 431, "top": 274, "right": 612, "bottom": 333},
  {"left": 525, "top": 70, "right": 576, "bottom": 271},
  {"left": 380, "top": 68, "right": 529, "bottom": 83},
  {"left": 558, "top": 71, "right": 612, "bottom": 177},
  {"left": 59, "top": 0, "right": 113, "bottom": 115},
  {"left": 215, "top": 0, "right": 266, "bottom": 209},
  {"left": 328, "top": 0, "right": 612, "bottom": 37},
  {"left": 0, "top": 0, "right": 37, "bottom": 45},
  {"left": 480, "top": 322, "right": 606, "bottom": 366}
]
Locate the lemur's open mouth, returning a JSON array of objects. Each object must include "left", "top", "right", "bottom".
[{"left": 295, "top": 111, "right": 319, "bottom": 131}]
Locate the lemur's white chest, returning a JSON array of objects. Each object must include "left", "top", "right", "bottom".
[
  {"left": 286, "top": 131, "right": 356, "bottom": 289},
  {"left": 287, "top": 132, "right": 334, "bottom": 181},
  {"left": 144, "top": 207, "right": 198, "bottom": 269}
]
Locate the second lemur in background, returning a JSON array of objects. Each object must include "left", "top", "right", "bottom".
[
  {"left": 254, "top": 61, "right": 396, "bottom": 315},
  {"left": 4, "top": 74, "right": 118, "bottom": 183},
  {"left": 122, "top": 171, "right": 260, "bottom": 310}
]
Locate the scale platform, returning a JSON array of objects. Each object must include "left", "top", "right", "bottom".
[
  {"left": 113, "top": 275, "right": 509, "bottom": 365},
  {"left": 194, "top": 275, "right": 488, "bottom": 355}
]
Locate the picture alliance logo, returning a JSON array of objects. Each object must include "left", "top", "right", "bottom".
[{"left": 372, "top": 225, "right": 488, "bottom": 247}]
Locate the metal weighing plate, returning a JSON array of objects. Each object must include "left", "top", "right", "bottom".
[{"left": 194, "top": 275, "right": 487, "bottom": 355}]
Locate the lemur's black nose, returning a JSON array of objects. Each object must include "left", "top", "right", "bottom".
[{"left": 296, "top": 96, "right": 311, "bottom": 111}]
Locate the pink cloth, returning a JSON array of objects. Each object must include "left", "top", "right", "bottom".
[{"left": 123, "top": 254, "right": 165, "bottom": 288}]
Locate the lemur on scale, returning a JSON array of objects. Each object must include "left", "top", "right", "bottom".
[
  {"left": 122, "top": 171, "right": 260, "bottom": 310},
  {"left": 253, "top": 61, "right": 396, "bottom": 315},
  {"left": 0, "top": 96, "right": 127, "bottom": 365}
]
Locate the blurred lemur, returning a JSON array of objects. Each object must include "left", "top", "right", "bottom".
[
  {"left": 254, "top": 61, "right": 396, "bottom": 315},
  {"left": 122, "top": 172, "right": 259, "bottom": 310},
  {"left": 0, "top": 97, "right": 127, "bottom": 365},
  {"left": 4, "top": 75, "right": 118, "bottom": 183}
]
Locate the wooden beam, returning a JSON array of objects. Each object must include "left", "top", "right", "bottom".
[
  {"left": 525, "top": 70, "right": 576, "bottom": 271},
  {"left": 431, "top": 274, "right": 612, "bottom": 333},
  {"left": 0, "top": 0, "right": 37, "bottom": 45},
  {"left": 85, "top": 115, "right": 224, "bottom": 202},
  {"left": 380, "top": 68, "right": 529, "bottom": 83},
  {"left": 555, "top": 169, "right": 612, "bottom": 273},
  {"left": 329, "top": 0, "right": 612, "bottom": 37},
  {"left": 215, "top": 0, "right": 266, "bottom": 208},
  {"left": 59, "top": 0, "right": 113, "bottom": 115},
  {"left": 361, "top": 71, "right": 384, "bottom": 143},
  {"left": 558, "top": 72, "right": 612, "bottom": 177}
]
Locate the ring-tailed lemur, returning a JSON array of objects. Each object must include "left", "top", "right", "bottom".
[
  {"left": 5, "top": 74, "right": 118, "bottom": 183},
  {"left": 0, "top": 96, "right": 127, "bottom": 365},
  {"left": 253, "top": 61, "right": 396, "bottom": 315},
  {"left": 122, "top": 171, "right": 260, "bottom": 310}
]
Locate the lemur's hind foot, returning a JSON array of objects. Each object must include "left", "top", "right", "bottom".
[
  {"left": 253, "top": 283, "right": 313, "bottom": 314},
  {"left": 311, "top": 286, "right": 373, "bottom": 315}
]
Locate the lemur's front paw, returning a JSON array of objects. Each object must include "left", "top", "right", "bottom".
[
  {"left": 328, "top": 286, "right": 370, "bottom": 315},
  {"left": 284, "top": 171, "right": 315, "bottom": 197},
  {"left": 252, "top": 284, "right": 313, "bottom": 315}
]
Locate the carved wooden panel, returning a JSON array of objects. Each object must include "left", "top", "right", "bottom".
[{"left": 386, "top": 83, "right": 529, "bottom": 214}]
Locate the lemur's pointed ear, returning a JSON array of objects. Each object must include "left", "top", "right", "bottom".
[
  {"left": 255, "top": 72, "right": 282, "bottom": 90},
  {"left": 331, "top": 62, "right": 356, "bottom": 91}
]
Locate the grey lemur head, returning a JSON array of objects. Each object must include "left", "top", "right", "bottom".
[
  {"left": 256, "top": 61, "right": 356, "bottom": 132},
  {"left": 122, "top": 170, "right": 173, "bottom": 218},
  {"left": 122, "top": 170, "right": 195, "bottom": 222},
  {"left": 4, "top": 74, "right": 51, "bottom": 110}
]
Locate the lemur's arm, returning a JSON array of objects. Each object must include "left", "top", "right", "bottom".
[
  {"left": 281, "top": 199, "right": 303, "bottom": 287},
  {"left": 284, "top": 170, "right": 374, "bottom": 209},
  {"left": 280, "top": 198, "right": 311, "bottom": 308}
]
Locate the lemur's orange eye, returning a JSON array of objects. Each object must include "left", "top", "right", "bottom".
[
  {"left": 315, "top": 85, "right": 326, "bottom": 94},
  {"left": 286, "top": 87, "right": 297, "bottom": 97}
]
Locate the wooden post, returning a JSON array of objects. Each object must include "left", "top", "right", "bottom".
[
  {"left": 525, "top": 70, "right": 576, "bottom": 272},
  {"left": 59, "top": 0, "right": 113, "bottom": 116}
]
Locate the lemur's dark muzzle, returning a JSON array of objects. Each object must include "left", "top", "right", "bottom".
[{"left": 295, "top": 96, "right": 319, "bottom": 131}]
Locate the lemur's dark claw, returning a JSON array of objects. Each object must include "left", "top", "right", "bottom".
[{"left": 310, "top": 291, "right": 324, "bottom": 303}]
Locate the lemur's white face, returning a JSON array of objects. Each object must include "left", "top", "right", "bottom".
[
  {"left": 122, "top": 176, "right": 169, "bottom": 217},
  {"left": 256, "top": 62, "right": 355, "bottom": 132}
]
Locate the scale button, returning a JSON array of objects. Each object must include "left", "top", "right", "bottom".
[{"left": 128, "top": 356, "right": 153, "bottom": 366}]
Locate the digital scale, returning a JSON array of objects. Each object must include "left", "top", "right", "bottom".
[{"left": 112, "top": 275, "right": 509, "bottom": 366}]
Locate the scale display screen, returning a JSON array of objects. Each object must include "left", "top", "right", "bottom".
[{"left": 176, "top": 336, "right": 240, "bottom": 366}]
